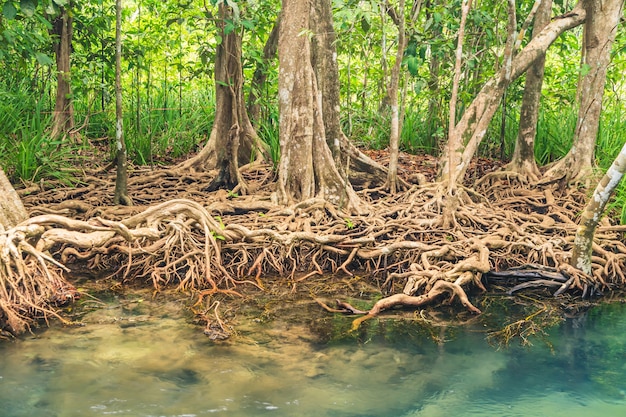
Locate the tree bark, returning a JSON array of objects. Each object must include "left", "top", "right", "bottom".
[
  {"left": 542, "top": 0, "right": 624, "bottom": 185},
  {"left": 386, "top": 0, "right": 406, "bottom": 193},
  {"left": 179, "top": 4, "right": 269, "bottom": 192},
  {"left": 0, "top": 168, "right": 27, "bottom": 231},
  {"left": 309, "top": 0, "right": 389, "bottom": 188},
  {"left": 50, "top": 6, "right": 75, "bottom": 139},
  {"left": 571, "top": 141, "right": 626, "bottom": 275},
  {"left": 113, "top": 0, "right": 131, "bottom": 206},
  {"left": 438, "top": 1, "right": 586, "bottom": 184},
  {"left": 275, "top": 0, "right": 362, "bottom": 212},
  {"left": 507, "top": 0, "right": 552, "bottom": 181}
]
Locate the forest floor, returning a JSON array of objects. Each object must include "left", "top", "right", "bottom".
[{"left": 10, "top": 146, "right": 626, "bottom": 342}]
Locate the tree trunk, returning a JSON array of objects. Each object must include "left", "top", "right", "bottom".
[
  {"left": 275, "top": 0, "right": 362, "bottom": 213},
  {"left": 542, "top": 0, "right": 624, "bottom": 185},
  {"left": 113, "top": 0, "right": 131, "bottom": 206},
  {"left": 50, "top": 6, "right": 75, "bottom": 139},
  {"left": 571, "top": 141, "right": 626, "bottom": 275},
  {"left": 309, "top": 0, "right": 389, "bottom": 188},
  {"left": 438, "top": 1, "right": 586, "bottom": 184},
  {"left": 386, "top": 0, "right": 406, "bottom": 193},
  {"left": 247, "top": 15, "right": 280, "bottom": 125},
  {"left": 0, "top": 168, "right": 27, "bottom": 231},
  {"left": 179, "top": 4, "right": 268, "bottom": 193},
  {"left": 507, "top": 0, "right": 552, "bottom": 181}
]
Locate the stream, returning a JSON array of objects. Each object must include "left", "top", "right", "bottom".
[{"left": 1, "top": 291, "right": 625, "bottom": 417}]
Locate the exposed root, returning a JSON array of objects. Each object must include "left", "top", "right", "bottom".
[{"left": 4, "top": 164, "right": 624, "bottom": 335}]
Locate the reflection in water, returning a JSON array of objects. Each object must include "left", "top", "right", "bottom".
[{"left": 0, "top": 296, "right": 625, "bottom": 417}]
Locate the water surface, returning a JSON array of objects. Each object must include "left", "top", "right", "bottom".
[{"left": 1, "top": 294, "right": 625, "bottom": 417}]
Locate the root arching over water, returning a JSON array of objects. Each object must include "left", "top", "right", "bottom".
[{"left": 2, "top": 165, "right": 625, "bottom": 336}]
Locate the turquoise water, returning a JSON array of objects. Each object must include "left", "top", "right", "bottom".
[{"left": 1, "top": 296, "right": 625, "bottom": 417}]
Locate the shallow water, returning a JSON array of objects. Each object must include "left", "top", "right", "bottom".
[{"left": 1, "top": 295, "right": 625, "bottom": 417}]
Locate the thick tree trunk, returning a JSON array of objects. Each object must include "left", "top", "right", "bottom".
[
  {"left": 507, "top": 0, "right": 552, "bottom": 181},
  {"left": 0, "top": 169, "right": 27, "bottom": 231},
  {"left": 438, "top": 1, "right": 586, "bottom": 184},
  {"left": 542, "top": 0, "right": 624, "bottom": 185},
  {"left": 276, "top": 0, "right": 361, "bottom": 212},
  {"left": 180, "top": 5, "right": 269, "bottom": 191},
  {"left": 309, "top": 0, "right": 389, "bottom": 188},
  {"left": 50, "top": 6, "right": 75, "bottom": 139},
  {"left": 571, "top": 141, "right": 626, "bottom": 275},
  {"left": 113, "top": 0, "right": 131, "bottom": 206}
]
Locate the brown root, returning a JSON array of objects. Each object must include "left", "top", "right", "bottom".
[{"left": 6, "top": 161, "right": 623, "bottom": 335}]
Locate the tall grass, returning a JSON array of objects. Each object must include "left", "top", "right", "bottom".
[
  {"left": 124, "top": 87, "right": 216, "bottom": 165},
  {"left": 0, "top": 85, "right": 78, "bottom": 184}
]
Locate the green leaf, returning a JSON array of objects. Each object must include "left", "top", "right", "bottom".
[
  {"left": 2, "top": 1, "right": 17, "bottom": 20},
  {"left": 52, "top": 0, "right": 68, "bottom": 6},
  {"left": 224, "top": 20, "right": 235, "bottom": 35},
  {"left": 580, "top": 63, "right": 592, "bottom": 77},
  {"left": 360, "top": 16, "right": 370, "bottom": 33},
  {"left": 406, "top": 56, "right": 419, "bottom": 76},
  {"left": 20, "top": 0, "right": 35, "bottom": 16},
  {"left": 241, "top": 19, "right": 254, "bottom": 30},
  {"left": 35, "top": 52, "right": 54, "bottom": 66}
]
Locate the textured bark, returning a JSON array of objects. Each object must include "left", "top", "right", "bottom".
[
  {"left": 180, "top": 5, "right": 269, "bottom": 190},
  {"left": 50, "top": 6, "right": 75, "bottom": 139},
  {"left": 308, "top": 0, "right": 388, "bottom": 188},
  {"left": 0, "top": 169, "right": 27, "bottom": 231},
  {"left": 543, "top": 0, "right": 624, "bottom": 185},
  {"left": 386, "top": 0, "right": 406, "bottom": 193},
  {"left": 507, "top": 0, "right": 552, "bottom": 181},
  {"left": 571, "top": 142, "right": 626, "bottom": 274},
  {"left": 276, "top": 0, "right": 361, "bottom": 212},
  {"left": 113, "top": 0, "right": 131, "bottom": 206},
  {"left": 438, "top": 1, "right": 586, "bottom": 183},
  {"left": 446, "top": 0, "right": 472, "bottom": 188},
  {"left": 113, "top": 0, "right": 132, "bottom": 206}
]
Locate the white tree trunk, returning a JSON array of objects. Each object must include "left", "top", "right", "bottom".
[{"left": 571, "top": 142, "right": 626, "bottom": 274}]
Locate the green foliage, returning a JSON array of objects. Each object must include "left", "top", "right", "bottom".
[{"left": 0, "top": 84, "right": 78, "bottom": 183}]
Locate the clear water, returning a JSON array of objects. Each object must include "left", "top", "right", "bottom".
[{"left": 1, "top": 295, "right": 625, "bottom": 417}]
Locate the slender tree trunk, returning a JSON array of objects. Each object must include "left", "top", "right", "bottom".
[
  {"left": 247, "top": 15, "right": 280, "bottom": 125},
  {"left": 386, "top": 0, "right": 406, "bottom": 193},
  {"left": 571, "top": 141, "right": 626, "bottom": 275},
  {"left": 438, "top": 1, "right": 586, "bottom": 184},
  {"left": 0, "top": 168, "right": 27, "bottom": 231},
  {"left": 445, "top": 0, "right": 472, "bottom": 190},
  {"left": 113, "top": 0, "right": 131, "bottom": 206},
  {"left": 542, "top": 0, "right": 624, "bottom": 185},
  {"left": 50, "top": 6, "right": 75, "bottom": 139},
  {"left": 276, "top": 0, "right": 361, "bottom": 212},
  {"left": 507, "top": 0, "right": 552, "bottom": 181},
  {"left": 179, "top": 5, "right": 268, "bottom": 193}
]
